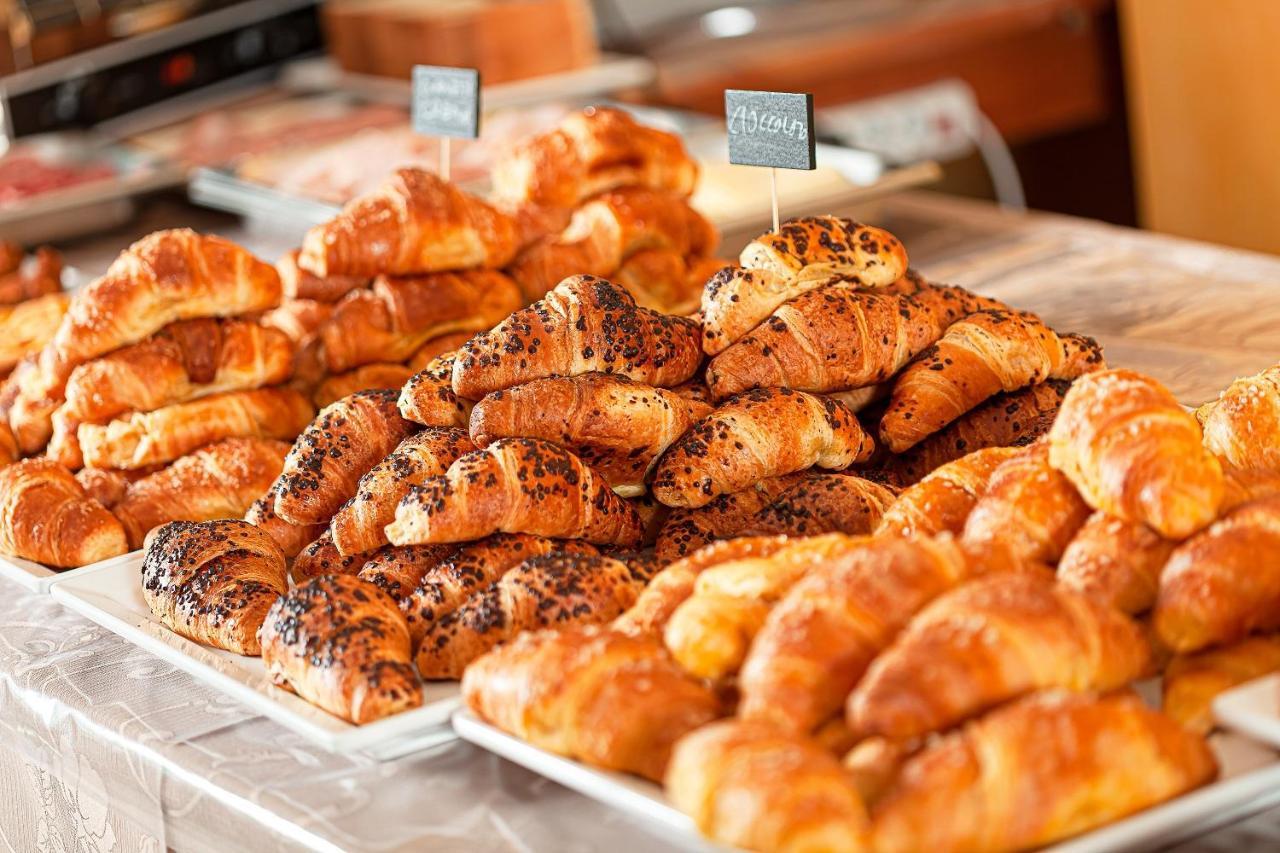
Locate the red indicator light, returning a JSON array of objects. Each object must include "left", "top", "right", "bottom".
[{"left": 162, "top": 53, "right": 196, "bottom": 87}]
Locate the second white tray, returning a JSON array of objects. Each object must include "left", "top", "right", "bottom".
[
  {"left": 50, "top": 553, "right": 460, "bottom": 758},
  {"left": 0, "top": 550, "right": 141, "bottom": 594}
]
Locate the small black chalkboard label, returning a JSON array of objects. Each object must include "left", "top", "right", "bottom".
[
  {"left": 725, "top": 89, "right": 816, "bottom": 170},
  {"left": 411, "top": 65, "right": 481, "bottom": 139}
]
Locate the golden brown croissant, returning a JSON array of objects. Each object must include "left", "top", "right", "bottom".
[
  {"left": 700, "top": 217, "right": 908, "bottom": 354},
  {"left": 879, "top": 380, "right": 1070, "bottom": 486},
  {"left": 277, "top": 248, "right": 368, "bottom": 303},
  {"left": 141, "top": 519, "right": 288, "bottom": 655},
  {"left": 398, "top": 351, "right": 471, "bottom": 428},
  {"left": 666, "top": 719, "right": 870, "bottom": 853},
  {"left": 402, "top": 533, "right": 597, "bottom": 645},
  {"left": 7, "top": 376, "right": 60, "bottom": 455},
  {"left": 62, "top": 318, "right": 295, "bottom": 424},
  {"left": 468, "top": 373, "right": 712, "bottom": 495},
  {"left": 73, "top": 467, "right": 133, "bottom": 509},
  {"left": 356, "top": 543, "right": 455, "bottom": 602},
  {"left": 0, "top": 246, "right": 62, "bottom": 305},
  {"left": 1220, "top": 464, "right": 1280, "bottom": 511},
  {"left": 244, "top": 480, "right": 326, "bottom": 559},
  {"left": 0, "top": 418, "right": 16, "bottom": 466},
  {"left": 463, "top": 625, "right": 721, "bottom": 781},
  {"left": 329, "top": 427, "right": 474, "bottom": 555},
  {"left": 388, "top": 438, "right": 644, "bottom": 547},
  {"left": 961, "top": 441, "right": 1092, "bottom": 564},
  {"left": 0, "top": 292, "right": 69, "bottom": 374},
  {"left": 1057, "top": 511, "right": 1176, "bottom": 615},
  {"left": 451, "top": 275, "right": 702, "bottom": 399},
  {"left": 849, "top": 572, "right": 1151, "bottom": 740},
  {"left": 879, "top": 310, "right": 1103, "bottom": 452},
  {"left": 78, "top": 387, "right": 313, "bottom": 471},
  {"left": 259, "top": 298, "right": 333, "bottom": 346},
  {"left": 614, "top": 250, "right": 724, "bottom": 316},
  {"left": 51, "top": 229, "right": 281, "bottom": 370},
  {"left": 407, "top": 331, "right": 471, "bottom": 371},
  {"left": 704, "top": 282, "right": 988, "bottom": 400},
  {"left": 113, "top": 438, "right": 289, "bottom": 548},
  {"left": 654, "top": 475, "right": 804, "bottom": 562},
  {"left": 876, "top": 446, "right": 1019, "bottom": 538},
  {"left": 312, "top": 363, "right": 414, "bottom": 409},
  {"left": 507, "top": 188, "right": 717, "bottom": 301},
  {"left": 743, "top": 474, "right": 897, "bottom": 537},
  {"left": 614, "top": 535, "right": 791, "bottom": 637},
  {"left": 299, "top": 168, "right": 518, "bottom": 278},
  {"left": 273, "top": 389, "right": 417, "bottom": 526},
  {"left": 1154, "top": 495, "right": 1280, "bottom": 652},
  {"left": 416, "top": 552, "right": 647, "bottom": 679},
  {"left": 1164, "top": 634, "right": 1280, "bottom": 734},
  {"left": 490, "top": 106, "right": 698, "bottom": 225},
  {"left": 871, "top": 690, "right": 1217, "bottom": 853},
  {"left": 260, "top": 574, "right": 422, "bottom": 723},
  {"left": 45, "top": 406, "right": 83, "bottom": 469},
  {"left": 1200, "top": 363, "right": 1280, "bottom": 471},
  {"left": 319, "top": 270, "right": 522, "bottom": 372},
  {"left": 291, "top": 529, "right": 368, "bottom": 583},
  {"left": 651, "top": 388, "right": 874, "bottom": 508},
  {"left": 1049, "top": 369, "right": 1224, "bottom": 539},
  {"left": 0, "top": 458, "right": 128, "bottom": 567}
]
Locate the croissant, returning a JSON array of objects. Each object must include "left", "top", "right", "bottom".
[
  {"left": 614, "top": 250, "right": 725, "bottom": 316},
  {"left": 319, "top": 270, "right": 522, "bottom": 372},
  {"left": 0, "top": 292, "right": 69, "bottom": 374},
  {"left": 744, "top": 474, "right": 897, "bottom": 538},
  {"left": 113, "top": 438, "right": 289, "bottom": 548},
  {"left": 507, "top": 188, "right": 716, "bottom": 301},
  {"left": 260, "top": 574, "right": 422, "bottom": 723},
  {"left": 879, "top": 310, "right": 1103, "bottom": 452},
  {"left": 416, "top": 552, "right": 646, "bottom": 679},
  {"left": 1163, "top": 634, "right": 1280, "bottom": 734},
  {"left": 78, "top": 387, "right": 313, "bottom": 471},
  {"left": 51, "top": 229, "right": 281, "bottom": 370},
  {"left": 312, "top": 363, "right": 415, "bottom": 409},
  {"left": 627, "top": 492, "right": 669, "bottom": 545},
  {"left": 244, "top": 480, "right": 326, "bottom": 559},
  {"left": 291, "top": 529, "right": 368, "bottom": 583},
  {"left": 1154, "top": 495, "right": 1280, "bottom": 652},
  {"left": 651, "top": 388, "right": 874, "bottom": 508},
  {"left": 0, "top": 458, "right": 128, "bottom": 567},
  {"left": 700, "top": 217, "right": 908, "bottom": 354},
  {"left": 490, "top": 106, "right": 698, "bottom": 223},
  {"left": 0, "top": 417, "right": 16, "bottom": 467},
  {"left": 663, "top": 534, "right": 861, "bottom": 680},
  {"left": 141, "top": 520, "right": 288, "bottom": 655},
  {"left": 398, "top": 351, "right": 470, "bottom": 428},
  {"left": 704, "top": 283, "right": 988, "bottom": 400},
  {"left": 654, "top": 475, "right": 805, "bottom": 562},
  {"left": 1057, "top": 512, "right": 1176, "bottom": 614},
  {"left": 614, "top": 535, "right": 791, "bottom": 637},
  {"left": 407, "top": 331, "right": 471, "bottom": 371},
  {"left": 876, "top": 447, "right": 1019, "bottom": 538},
  {"left": 355, "top": 543, "right": 455, "bottom": 602},
  {"left": 871, "top": 690, "right": 1217, "bottom": 853},
  {"left": 74, "top": 467, "right": 133, "bottom": 509},
  {"left": 468, "top": 373, "right": 712, "bottom": 495},
  {"left": 1200, "top": 363, "right": 1280, "bottom": 471},
  {"left": 1049, "top": 369, "right": 1224, "bottom": 538},
  {"left": 451, "top": 275, "right": 702, "bottom": 399},
  {"left": 260, "top": 298, "right": 332, "bottom": 346},
  {"left": 1221, "top": 464, "right": 1280, "bottom": 511},
  {"left": 46, "top": 407, "right": 83, "bottom": 469},
  {"left": 62, "top": 318, "right": 296, "bottom": 424},
  {"left": 299, "top": 168, "right": 518, "bottom": 278},
  {"left": 273, "top": 389, "right": 417, "bottom": 526},
  {"left": 462, "top": 626, "right": 721, "bottom": 782},
  {"left": 7, "top": 378, "right": 60, "bottom": 455},
  {"left": 666, "top": 720, "right": 870, "bottom": 853},
  {"left": 329, "top": 427, "right": 474, "bottom": 555},
  {"left": 961, "top": 441, "right": 1092, "bottom": 564},
  {"left": 879, "top": 380, "right": 1070, "bottom": 486},
  {"left": 737, "top": 534, "right": 976, "bottom": 733},
  {"left": 387, "top": 438, "right": 644, "bottom": 547},
  {"left": 0, "top": 246, "right": 62, "bottom": 305},
  {"left": 402, "top": 533, "right": 598, "bottom": 644},
  {"left": 277, "top": 248, "right": 367, "bottom": 302},
  {"left": 849, "top": 572, "right": 1151, "bottom": 740}
]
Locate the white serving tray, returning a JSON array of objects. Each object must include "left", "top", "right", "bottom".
[
  {"left": 453, "top": 709, "right": 1280, "bottom": 853},
  {"left": 1214, "top": 673, "right": 1280, "bottom": 749},
  {"left": 49, "top": 553, "right": 460, "bottom": 758},
  {"left": 0, "top": 550, "right": 141, "bottom": 594}
]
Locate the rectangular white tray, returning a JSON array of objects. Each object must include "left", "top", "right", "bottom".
[
  {"left": 0, "top": 550, "right": 141, "bottom": 594},
  {"left": 49, "top": 553, "right": 460, "bottom": 758},
  {"left": 1215, "top": 673, "right": 1280, "bottom": 748},
  {"left": 453, "top": 709, "right": 1280, "bottom": 853}
]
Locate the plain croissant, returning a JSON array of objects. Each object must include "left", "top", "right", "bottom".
[
  {"left": 876, "top": 446, "right": 1019, "bottom": 538},
  {"left": 1057, "top": 511, "right": 1176, "bottom": 614},
  {"left": 0, "top": 458, "right": 128, "bottom": 568},
  {"left": 1199, "top": 362, "right": 1280, "bottom": 471}
]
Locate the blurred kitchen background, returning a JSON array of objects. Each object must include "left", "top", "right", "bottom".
[{"left": 0, "top": 0, "right": 1274, "bottom": 256}]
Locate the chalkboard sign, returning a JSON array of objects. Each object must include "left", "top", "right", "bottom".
[
  {"left": 724, "top": 89, "right": 816, "bottom": 171},
  {"left": 411, "top": 65, "right": 481, "bottom": 139}
]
